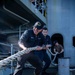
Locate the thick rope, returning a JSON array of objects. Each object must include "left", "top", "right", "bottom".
[
  {"left": 0, "top": 47, "right": 37, "bottom": 68},
  {"left": 47, "top": 48, "right": 58, "bottom": 65},
  {"left": 47, "top": 48, "right": 58, "bottom": 56}
]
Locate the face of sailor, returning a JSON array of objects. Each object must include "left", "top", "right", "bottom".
[
  {"left": 55, "top": 42, "right": 59, "bottom": 46},
  {"left": 42, "top": 29, "right": 48, "bottom": 36},
  {"left": 33, "top": 27, "right": 42, "bottom": 35}
]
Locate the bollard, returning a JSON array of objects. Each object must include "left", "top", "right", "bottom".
[{"left": 58, "top": 57, "right": 70, "bottom": 75}]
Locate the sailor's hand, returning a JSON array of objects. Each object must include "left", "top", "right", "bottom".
[
  {"left": 46, "top": 44, "right": 51, "bottom": 49},
  {"left": 23, "top": 47, "right": 27, "bottom": 50},
  {"left": 36, "top": 46, "right": 43, "bottom": 50}
]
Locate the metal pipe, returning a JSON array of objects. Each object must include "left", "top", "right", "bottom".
[
  {"left": 3, "top": 5, "right": 30, "bottom": 23},
  {"left": 0, "top": 43, "right": 14, "bottom": 74},
  {"left": 70, "top": 68, "right": 75, "bottom": 71},
  {"left": 0, "top": 42, "right": 11, "bottom": 47},
  {"left": 0, "top": 42, "right": 18, "bottom": 55},
  {"left": 10, "top": 44, "right": 14, "bottom": 74},
  {"left": 0, "top": 43, "right": 19, "bottom": 50},
  {"left": 3, "top": 5, "right": 30, "bottom": 40},
  {"left": 19, "top": 23, "right": 28, "bottom": 39}
]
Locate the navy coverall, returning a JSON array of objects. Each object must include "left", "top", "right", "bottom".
[
  {"left": 34, "top": 35, "right": 51, "bottom": 73},
  {"left": 13, "top": 29, "right": 45, "bottom": 75}
]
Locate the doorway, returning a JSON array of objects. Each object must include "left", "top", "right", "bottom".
[{"left": 51, "top": 33, "right": 63, "bottom": 46}]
